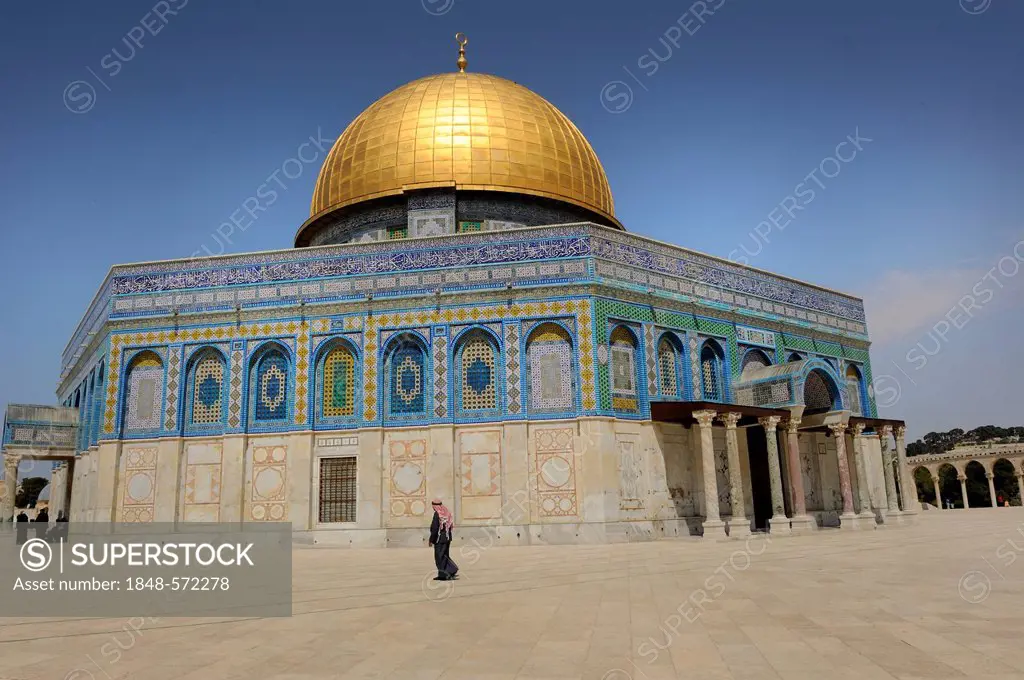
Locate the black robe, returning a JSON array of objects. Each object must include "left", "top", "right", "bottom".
[{"left": 429, "top": 512, "right": 458, "bottom": 579}]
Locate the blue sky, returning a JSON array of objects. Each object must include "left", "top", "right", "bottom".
[{"left": 1, "top": 0, "right": 1022, "bottom": 463}]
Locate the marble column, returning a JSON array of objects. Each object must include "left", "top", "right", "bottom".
[
  {"left": 828, "top": 423, "right": 860, "bottom": 529},
  {"left": 759, "top": 416, "right": 787, "bottom": 533},
  {"left": 878, "top": 426, "right": 900, "bottom": 514},
  {"left": 695, "top": 410, "right": 725, "bottom": 537},
  {"left": 1016, "top": 474, "right": 1023, "bottom": 506},
  {"left": 932, "top": 473, "right": 943, "bottom": 510},
  {"left": 2, "top": 455, "right": 19, "bottom": 523},
  {"left": 894, "top": 426, "right": 916, "bottom": 514},
  {"left": 719, "top": 412, "right": 750, "bottom": 538},
  {"left": 959, "top": 475, "right": 970, "bottom": 509},
  {"left": 850, "top": 424, "right": 874, "bottom": 519},
  {"left": 986, "top": 472, "right": 997, "bottom": 508},
  {"left": 783, "top": 419, "right": 815, "bottom": 532}
]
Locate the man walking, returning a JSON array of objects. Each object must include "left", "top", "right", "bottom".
[{"left": 428, "top": 499, "right": 458, "bottom": 581}]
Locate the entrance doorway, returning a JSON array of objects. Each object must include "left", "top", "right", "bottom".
[{"left": 745, "top": 426, "right": 773, "bottom": 530}]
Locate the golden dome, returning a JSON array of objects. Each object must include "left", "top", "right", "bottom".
[{"left": 307, "top": 72, "right": 620, "bottom": 231}]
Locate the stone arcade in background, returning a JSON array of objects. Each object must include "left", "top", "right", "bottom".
[{"left": 1, "top": 41, "right": 918, "bottom": 544}]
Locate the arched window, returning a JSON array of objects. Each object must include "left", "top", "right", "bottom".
[
  {"left": 657, "top": 335, "right": 681, "bottom": 398},
  {"left": 526, "top": 323, "right": 574, "bottom": 413},
  {"left": 845, "top": 365, "right": 864, "bottom": 416},
  {"left": 123, "top": 351, "right": 164, "bottom": 432},
  {"left": 385, "top": 334, "right": 429, "bottom": 419},
  {"left": 787, "top": 351, "right": 804, "bottom": 362},
  {"left": 740, "top": 348, "right": 772, "bottom": 380},
  {"left": 803, "top": 368, "right": 839, "bottom": 413},
  {"left": 188, "top": 349, "right": 227, "bottom": 428},
  {"left": 252, "top": 346, "right": 290, "bottom": 422},
  {"left": 320, "top": 342, "right": 358, "bottom": 419},
  {"left": 700, "top": 341, "right": 725, "bottom": 402},
  {"left": 610, "top": 326, "right": 639, "bottom": 411},
  {"left": 456, "top": 330, "right": 499, "bottom": 414}
]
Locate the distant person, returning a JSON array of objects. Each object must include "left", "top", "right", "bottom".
[
  {"left": 49, "top": 511, "right": 69, "bottom": 542},
  {"left": 15, "top": 511, "right": 29, "bottom": 545},
  {"left": 33, "top": 508, "right": 49, "bottom": 540},
  {"left": 428, "top": 499, "right": 458, "bottom": 581}
]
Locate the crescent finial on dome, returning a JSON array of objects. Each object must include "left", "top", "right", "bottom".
[{"left": 455, "top": 33, "right": 468, "bottom": 72}]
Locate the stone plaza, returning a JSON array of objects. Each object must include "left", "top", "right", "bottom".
[{"left": 1, "top": 508, "right": 1023, "bottom": 679}]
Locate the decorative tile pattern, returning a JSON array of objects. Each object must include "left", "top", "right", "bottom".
[
  {"left": 228, "top": 349, "right": 243, "bottom": 428},
  {"left": 191, "top": 354, "right": 225, "bottom": 425},
  {"left": 363, "top": 324, "right": 379, "bottom": 420},
  {"left": 527, "top": 324, "right": 574, "bottom": 413},
  {"left": 644, "top": 324, "right": 657, "bottom": 397},
  {"left": 433, "top": 334, "right": 448, "bottom": 418},
  {"left": 389, "top": 339, "right": 427, "bottom": 416},
  {"left": 459, "top": 333, "right": 497, "bottom": 411},
  {"left": 250, "top": 445, "right": 288, "bottom": 521},
  {"left": 534, "top": 428, "right": 578, "bottom": 519},
  {"left": 610, "top": 326, "right": 638, "bottom": 411},
  {"left": 736, "top": 325, "right": 776, "bottom": 348},
  {"left": 739, "top": 347, "right": 772, "bottom": 379},
  {"left": 689, "top": 333, "right": 702, "bottom": 400},
  {"left": 120, "top": 446, "right": 157, "bottom": 523},
  {"left": 504, "top": 322, "right": 522, "bottom": 414},
  {"left": 576, "top": 300, "right": 595, "bottom": 409},
  {"left": 164, "top": 347, "right": 181, "bottom": 431},
  {"left": 804, "top": 370, "right": 836, "bottom": 411},
  {"left": 255, "top": 351, "right": 289, "bottom": 421},
  {"left": 295, "top": 324, "right": 310, "bottom": 425},
  {"left": 388, "top": 438, "right": 428, "bottom": 519},
  {"left": 124, "top": 357, "right": 163, "bottom": 432},
  {"left": 323, "top": 346, "right": 356, "bottom": 417}
]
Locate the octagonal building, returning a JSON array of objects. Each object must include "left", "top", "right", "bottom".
[{"left": 1, "top": 49, "right": 917, "bottom": 544}]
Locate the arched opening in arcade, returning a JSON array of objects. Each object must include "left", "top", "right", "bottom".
[
  {"left": 992, "top": 458, "right": 1021, "bottom": 506},
  {"left": 802, "top": 368, "right": 840, "bottom": 415},
  {"left": 913, "top": 466, "right": 936, "bottom": 507},
  {"left": 937, "top": 463, "right": 962, "bottom": 509},
  {"left": 964, "top": 460, "right": 991, "bottom": 508}
]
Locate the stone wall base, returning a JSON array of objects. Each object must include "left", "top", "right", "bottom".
[{"left": 298, "top": 518, "right": 706, "bottom": 548}]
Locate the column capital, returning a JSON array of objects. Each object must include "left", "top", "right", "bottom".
[
  {"left": 985, "top": 471, "right": 994, "bottom": 480},
  {"left": 758, "top": 415, "right": 782, "bottom": 432},
  {"left": 877, "top": 424, "right": 893, "bottom": 438},
  {"left": 786, "top": 418, "right": 801, "bottom": 433},
  {"left": 717, "top": 412, "right": 742, "bottom": 429},
  {"left": 693, "top": 410, "right": 717, "bottom": 428},
  {"left": 3, "top": 455, "right": 20, "bottom": 475},
  {"left": 894, "top": 425, "right": 906, "bottom": 441},
  {"left": 958, "top": 474, "right": 967, "bottom": 482},
  {"left": 852, "top": 423, "right": 866, "bottom": 437},
  {"left": 827, "top": 422, "right": 848, "bottom": 437}
]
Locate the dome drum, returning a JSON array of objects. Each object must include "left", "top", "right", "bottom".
[{"left": 297, "top": 187, "right": 615, "bottom": 247}]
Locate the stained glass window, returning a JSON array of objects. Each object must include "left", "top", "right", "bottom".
[
  {"left": 457, "top": 220, "right": 483, "bottom": 233},
  {"left": 845, "top": 365, "right": 863, "bottom": 416},
  {"left": 191, "top": 352, "right": 226, "bottom": 425},
  {"left": 387, "top": 225, "right": 408, "bottom": 240},
  {"left": 254, "top": 349, "right": 289, "bottom": 421},
  {"left": 527, "top": 324, "right": 574, "bottom": 413},
  {"left": 388, "top": 336, "right": 427, "bottom": 416},
  {"left": 459, "top": 332, "right": 497, "bottom": 411},
  {"left": 322, "top": 345, "right": 356, "bottom": 418},
  {"left": 610, "top": 327, "right": 638, "bottom": 411},
  {"left": 701, "top": 342, "right": 724, "bottom": 403},
  {"left": 658, "top": 337, "right": 679, "bottom": 397},
  {"left": 124, "top": 352, "right": 163, "bottom": 431}
]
